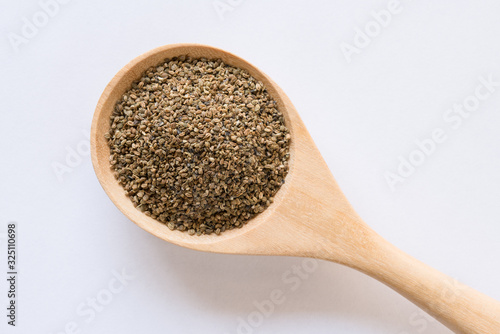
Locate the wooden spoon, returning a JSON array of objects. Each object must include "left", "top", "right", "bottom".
[{"left": 91, "top": 43, "right": 500, "bottom": 333}]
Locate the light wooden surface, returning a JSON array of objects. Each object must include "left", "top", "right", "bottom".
[{"left": 91, "top": 43, "right": 500, "bottom": 333}]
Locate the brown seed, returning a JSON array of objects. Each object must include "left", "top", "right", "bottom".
[{"left": 106, "top": 56, "right": 290, "bottom": 235}]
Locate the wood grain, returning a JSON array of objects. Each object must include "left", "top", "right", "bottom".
[{"left": 91, "top": 43, "right": 500, "bottom": 333}]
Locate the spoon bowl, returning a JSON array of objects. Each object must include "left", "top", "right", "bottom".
[{"left": 91, "top": 43, "right": 500, "bottom": 333}]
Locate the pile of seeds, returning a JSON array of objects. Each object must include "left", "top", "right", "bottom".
[{"left": 106, "top": 56, "right": 290, "bottom": 235}]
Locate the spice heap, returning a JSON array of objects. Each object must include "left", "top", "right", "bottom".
[{"left": 106, "top": 56, "right": 290, "bottom": 235}]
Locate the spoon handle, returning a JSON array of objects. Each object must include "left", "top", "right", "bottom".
[{"left": 347, "top": 234, "right": 500, "bottom": 333}]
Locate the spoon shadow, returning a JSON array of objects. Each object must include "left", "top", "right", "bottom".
[{"left": 120, "top": 220, "right": 451, "bottom": 334}]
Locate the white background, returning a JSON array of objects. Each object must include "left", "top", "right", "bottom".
[{"left": 1, "top": 0, "right": 499, "bottom": 333}]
